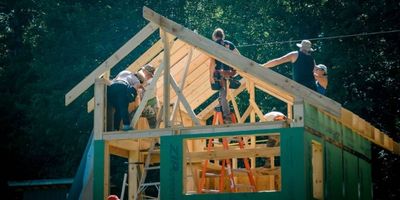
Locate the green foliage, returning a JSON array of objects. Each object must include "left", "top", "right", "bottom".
[{"left": 1, "top": 0, "right": 399, "bottom": 198}]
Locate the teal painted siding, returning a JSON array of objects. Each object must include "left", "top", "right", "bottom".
[
  {"left": 324, "top": 142, "right": 344, "bottom": 199},
  {"left": 359, "top": 159, "right": 372, "bottom": 200},
  {"left": 93, "top": 140, "right": 105, "bottom": 200},
  {"left": 343, "top": 151, "right": 359, "bottom": 200},
  {"left": 160, "top": 128, "right": 307, "bottom": 200}
]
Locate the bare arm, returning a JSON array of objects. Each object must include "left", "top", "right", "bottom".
[
  {"left": 209, "top": 58, "right": 216, "bottom": 83},
  {"left": 262, "top": 51, "right": 298, "bottom": 68},
  {"left": 232, "top": 48, "right": 241, "bottom": 55},
  {"left": 315, "top": 75, "right": 328, "bottom": 88}
]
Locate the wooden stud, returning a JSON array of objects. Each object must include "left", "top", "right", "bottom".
[
  {"left": 143, "top": 6, "right": 341, "bottom": 117},
  {"left": 197, "top": 82, "right": 246, "bottom": 121},
  {"left": 291, "top": 97, "right": 304, "bottom": 127},
  {"left": 287, "top": 103, "right": 293, "bottom": 120},
  {"left": 169, "top": 74, "right": 201, "bottom": 126},
  {"left": 249, "top": 81, "right": 256, "bottom": 123},
  {"left": 311, "top": 141, "right": 323, "bottom": 199},
  {"left": 129, "top": 150, "right": 139, "bottom": 200},
  {"left": 161, "top": 29, "right": 171, "bottom": 128},
  {"left": 171, "top": 47, "right": 194, "bottom": 124},
  {"left": 104, "top": 141, "right": 110, "bottom": 199},
  {"left": 94, "top": 78, "right": 106, "bottom": 140},
  {"left": 127, "top": 35, "right": 176, "bottom": 72},
  {"left": 187, "top": 147, "right": 280, "bottom": 162},
  {"left": 109, "top": 145, "right": 129, "bottom": 158},
  {"left": 66, "top": 22, "right": 158, "bottom": 105},
  {"left": 239, "top": 106, "right": 253, "bottom": 124},
  {"left": 227, "top": 84, "right": 242, "bottom": 121},
  {"left": 250, "top": 101, "right": 266, "bottom": 122},
  {"left": 130, "top": 63, "right": 165, "bottom": 128}
]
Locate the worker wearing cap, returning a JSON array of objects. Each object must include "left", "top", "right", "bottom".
[
  {"left": 314, "top": 64, "right": 328, "bottom": 95},
  {"left": 138, "top": 64, "right": 158, "bottom": 128},
  {"left": 108, "top": 70, "right": 142, "bottom": 131},
  {"left": 262, "top": 40, "right": 317, "bottom": 91}
]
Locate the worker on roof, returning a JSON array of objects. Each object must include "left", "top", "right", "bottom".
[
  {"left": 209, "top": 28, "right": 240, "bottom": 124},
  {"left": 262, "top": 40, "right": 317, "bottom": 91},
  {"left": 314, "top": 64, "right": 328, "bottom": 95},
  {"left": 107, "top": 70, "right": 143, "bottom": 131},
  {"left": 137, "top": 64, "right": 158, "bottom": 128}
]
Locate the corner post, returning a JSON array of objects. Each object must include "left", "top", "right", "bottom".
[
  {"left": 291, "top": 97, "right": 304, "bottom": 127},
  {"left": 161, "top": 29, "right": 171, "bottom": 128},
  {"left": 94, "top": 78, "right": 106, "bottom": 139}
]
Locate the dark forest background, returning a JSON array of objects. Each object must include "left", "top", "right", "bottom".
[{"left": 1, "top": 0, "right": 399, "bottom": 199}]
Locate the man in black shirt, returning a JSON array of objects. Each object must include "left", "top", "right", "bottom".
[
  {"left": 262, "top": 40, "right": 317, "bottom": 91},
  {"left": 209, "top": 28, "right": 240, "bottom": 123}
]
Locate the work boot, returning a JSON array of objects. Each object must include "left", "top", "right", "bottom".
[
  {"left": 223, "top": 116, "right": 232, "bottom": 124},
  {"left": 121, "top": 125, "right": 133, "bottom": 131}
]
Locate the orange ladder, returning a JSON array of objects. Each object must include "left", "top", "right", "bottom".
[{"left": 198, "top": 106, "right": 256, "bottom": 193}]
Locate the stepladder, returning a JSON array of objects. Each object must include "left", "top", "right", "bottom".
[
  {"left": 134, "top": 139, "right": 160, "bottom": 200},
  {"left": 197, "top": 106, "right": 257, "bottom": 193}
]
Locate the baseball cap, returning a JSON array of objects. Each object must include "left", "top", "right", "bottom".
[{"left": 296, "top": 40, "right": 314, "bottom": 52}]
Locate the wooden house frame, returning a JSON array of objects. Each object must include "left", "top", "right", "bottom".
[{"left": 65, "top": 7, "right": 400, "bottom": 200}]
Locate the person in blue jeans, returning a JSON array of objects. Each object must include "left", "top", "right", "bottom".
[
  {"left": 107, "top": 70, "right": 142, "bottom": 131},
  {"left": 262, "top": 40, "right": 317, "bottom": 91},
  {"left": 313, "top": 64, "right": 328, "bottom": 95},
  {"left": 209, "top": 28, "right": 240, "bottom": 124}
]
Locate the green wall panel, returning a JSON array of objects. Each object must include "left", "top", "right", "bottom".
[
  {"left": 343, "top": 127, "right": 371, "bottom": 159},
  {"left": 304, "top": 103, "right": 341, "bottom": 143},
  {"left": 343, "top": 151, "right": 358, "bottom": 200},
  {"left": 93, "top": 140, "right": 105, "bottom": 200},
  {"left": 160, "top": 135, "right": 183, "bottom": 200},
  {"left": 160, "top": 128, "right": 307, "bottom": 200},
  {"left": 359, "top": 159, "right": 372, "bottom": 200},
  {"left": 324, "top": 142, "right": 343, "bottom": 199},
  {"left": 304, "top": 103, "right": 321, "bottom": 132},
  {"left": 305, "top": 103, "right": 370, "bottom": 159}
]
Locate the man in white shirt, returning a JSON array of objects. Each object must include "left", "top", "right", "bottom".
[{"left": 108, "top": 70, "right": 142, "bottom": 131}]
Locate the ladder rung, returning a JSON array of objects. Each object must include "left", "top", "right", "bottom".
[
  {"left": 141, "top": 195, "right": 159, "bottom": 200},
  {"left": 232, "top": 168, "right": 249, "bottom": 173},
  {"left": 145, "top": 166, "right": 161, "bottom": 170},
  {"left": 205, "top": 172, "right": 221, "bottom": 177},
  {"left": 141, "top": 182, "right": 160, "bottom": 187},
  {"left": 235, "top": 184, "right": 255, "bottom": 189},
  {"left": 202, "top": 189, "right": 220, "bottom": 193}
]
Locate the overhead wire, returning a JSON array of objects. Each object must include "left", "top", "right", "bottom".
[{"left": 237, "top": 29, "right": 400, "bottom": 48}]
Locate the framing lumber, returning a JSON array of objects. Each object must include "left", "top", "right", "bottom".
[
  {"left": 129, "top": 150, "right": 139, "bottom": 200},
  {"left": 197, "top": 82, "right": 246, "bottom": 120},
  {"left": 227, "top": 84, "right": 241, "bottom": 120},
  {"left": 187, "top": 147, "right": 280, "bottom": 162},
  {"left": 171, "top": 47, "right": 193, "bottom": 122},
  {"left": 103, "top": 122, "right": 286, "bottom": 141},
  {"left": 66, "top": 22, "right": 158, "bottom": 105},
  {"left": 130, "top": 62, "right": 165, "bottom": 128},
  {"left": 109, "top": 145, "right": 129, "bottom": 158},
  {"left": 104, "top": 142, "right": 110, "bottom": 199},
  {"left": 143, "top": 6, "right": 341, "bottom": 117},
  {"left": 157, "top": 56, "right": 209, "bottom": 104},
  {"left": 126, "top": 34, "right": 176, "bottom": 72},
  {"left": 86, "top": 32, "right": 178, "bottom": 113},
  {"left": 169, "top": 74, "right": 201, "bottom": 126},
  {"left": 171, "top": 47, "right": 193, "bottom": 123},
  {"left": 161, "top": 29, "right": 171, "bottom": 128},
  {"left": 94, "top": 78, "right": 106, "bottom": 140}
]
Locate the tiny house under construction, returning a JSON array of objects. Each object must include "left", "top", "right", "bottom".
[{"left": 65, "top": 7, "right": 400, "bottom": 200}]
